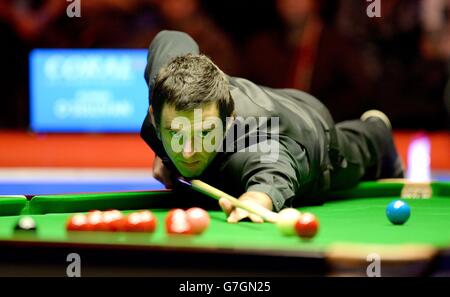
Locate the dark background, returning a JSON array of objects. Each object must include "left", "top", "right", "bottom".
[{"left": 0, "top": 0, "right": 449, "bottom": 130}]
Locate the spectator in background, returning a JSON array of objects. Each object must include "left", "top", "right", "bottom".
[
  {"left": 337, "top": 0, "right": 448, "bottom": 130},
  {"left": 0, "top": 0, "right": 66, "bottom": 45},
  {"left": 421, "top": 0, "right": 450, "bottom": 60},
  {"left": 242, "top": 0, "right": 371, "bottom": 122}
]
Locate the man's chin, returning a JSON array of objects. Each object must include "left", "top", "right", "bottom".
[{"left": 178, "top": 167, "right": 203, "bottom": 178}]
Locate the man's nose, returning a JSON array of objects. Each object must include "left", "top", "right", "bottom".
[{"left": 182, "top": 138, "right": 196, "bottom": 159}]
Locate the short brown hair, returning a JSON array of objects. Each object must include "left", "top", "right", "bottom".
[{"left": 151, "top": 54, "right": 234, "bottom": 129}]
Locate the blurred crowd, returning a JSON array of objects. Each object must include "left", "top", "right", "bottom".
[{"left": 0, "top": 0, "right": 449, "bottom": 130}]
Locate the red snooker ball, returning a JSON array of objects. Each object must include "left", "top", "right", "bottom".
[
  {"left": 165, "top": 209, "right": 192, "bottom": 235},
  {"left": 86, "top": 210, "right": 109, "bottom": 231},
  {"left": 185, "top": 207, "right": 210, "bottom": 234},
  {"left": 125, "top": 210, "right": 157, "bottom": 232},
  {"left": 136, "top": 210, "right": 157, "bottom": 232},
  {"left": 103, "top": 210, "right": 126, "bottom": 231},
  {"left": 66, "top": 213, "right": 90, "bottom": 231},
  {"left": 294, "top": 212, "right": 319, "bottom": 239}
]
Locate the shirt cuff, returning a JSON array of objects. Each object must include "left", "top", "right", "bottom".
[{"left": 246, "top": 184, "right": 287, "bottom": 212}]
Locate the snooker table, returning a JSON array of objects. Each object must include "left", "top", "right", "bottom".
[{"left": 0, "top": 180, "right": 449, "bottom": 277}]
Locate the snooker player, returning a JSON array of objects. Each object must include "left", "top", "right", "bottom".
[{"left": 140, "top": 30, "right": 404, "bottom": 223}]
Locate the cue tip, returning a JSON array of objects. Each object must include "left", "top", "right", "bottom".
[{"left": 176, "top": 177, "right": 192, "bottom": 187}]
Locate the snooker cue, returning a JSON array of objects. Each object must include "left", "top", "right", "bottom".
[{"left": 178, "top": 178, "right": 279, "bottom": 223}]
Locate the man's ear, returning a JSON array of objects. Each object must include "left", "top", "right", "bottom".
[
  {"left": 149, "top": 106, "right": 156, "bottom": 127},
  {"left": 149, "top": 106, "right": 161, "bottom": 139}
]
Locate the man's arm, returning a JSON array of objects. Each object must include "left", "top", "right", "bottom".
[{"left": 219, "top": 139, "right": 311, "bottom": 222}]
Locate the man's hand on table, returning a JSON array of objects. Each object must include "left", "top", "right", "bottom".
[{"left": 219, "top": 191, "right": 274, "bottom": 223}]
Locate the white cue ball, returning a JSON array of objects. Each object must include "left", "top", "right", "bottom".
[{"left": 276, "top": 208, "right": 302, "bottom": 236}]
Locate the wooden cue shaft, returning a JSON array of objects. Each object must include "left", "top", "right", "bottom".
[{"left": 190, "top": 179, "right": 279, "bottom": 223}]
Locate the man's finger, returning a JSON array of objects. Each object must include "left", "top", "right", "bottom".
[
  {"left": 219, "top": 198, "right": 233, "bottom": 216},
  {"left": 227, "top": 207, "right": 250, "bottom": 223},
  {"left": 152, "top": 172, "right": 162, "bottom": 183},
  {"left": 152, "top": 172, "right": 169, "bottom": 188},
  {"left": 248, "top": 213, "right": 264, "bottom": 223}
]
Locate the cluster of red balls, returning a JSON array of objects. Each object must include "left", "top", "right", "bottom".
[
  {"left": 165, "top": 208, "right": 210, "bottom": 235},
  {"left": 66, "top": 209, "right": 156, "bottom": 232},
  {"left": 66, "top": 207, "right": 210, "bottom": 235}
]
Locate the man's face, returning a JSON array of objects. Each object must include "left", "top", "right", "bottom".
[{"left": 159, "top": 103, "right": 223, "bottom": 178}]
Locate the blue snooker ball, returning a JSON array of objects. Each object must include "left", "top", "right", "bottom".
[{"left": 386, "top": 200, "right": 411, "bottom": 225}]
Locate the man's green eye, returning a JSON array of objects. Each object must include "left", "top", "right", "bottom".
[
  {"left": 169, "top": 131, "right": 182, "bottom": 138},
  {"left": 201, "top": 130, "right": 211, "bottom": 137},
  {"left": 196, "top": 130, "right": 213, "bottom": 138}
]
